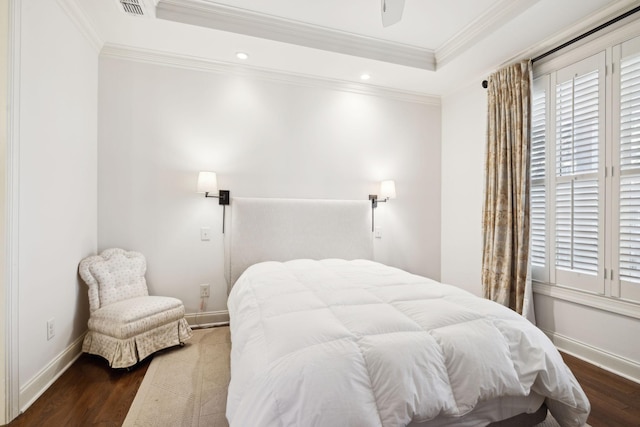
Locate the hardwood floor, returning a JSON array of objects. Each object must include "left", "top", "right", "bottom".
[
  {"left": 560, "top": 353, "right": 640, "bottom": 427},
  {"left": 5, "top": 351, "right": 639, "bottom": 426},
  {"left": 6, "top": 354, "right": 150, "bottom": 427}
]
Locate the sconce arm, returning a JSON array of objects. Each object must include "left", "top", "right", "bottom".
[
  {"left": 369, "top": 194, "right": 390, "bottom": 209},
  {"left": 204, "top": 190, "right": 230, "bottom": 205}
]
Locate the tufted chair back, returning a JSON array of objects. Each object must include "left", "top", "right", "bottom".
[{"left": 79, "top": 248, "right": 150, "bottom": 313}]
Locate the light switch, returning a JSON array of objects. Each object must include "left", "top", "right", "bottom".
[
  {"left": 375, "top": 226, "right": 382, "bottom": 239},
  {"left": 200, "top": 227, "right": 211, "bottom": 241}
]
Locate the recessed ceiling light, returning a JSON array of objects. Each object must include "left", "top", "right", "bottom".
[
  {"left": 360, "top": 74, "right": 371, "bottom": 81},
  {"left": 236, "top": 52, "right": 249, "bottom": 60}
]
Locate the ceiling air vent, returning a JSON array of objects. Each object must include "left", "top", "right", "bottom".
[{"left": 117, "top": 0, "right": 146, "bottom": 17}]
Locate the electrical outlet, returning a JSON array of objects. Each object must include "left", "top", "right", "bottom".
[
  {"left": 47, "top": 318, "right": 55, "bottom": 340},
  {"left": 200, "top": 284, "right": 210, "bottom": 298}
]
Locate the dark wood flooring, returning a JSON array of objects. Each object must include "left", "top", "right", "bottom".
[
  {"left": 6, "top": 354, "right": 150, "bottom": 427},
  {"left": 561, "top": 353, "right": 640, "bottom": 427},
  {"left": 5, "top": 351, "right": 640, "bottom": 426}
]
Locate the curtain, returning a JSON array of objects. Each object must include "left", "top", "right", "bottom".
[{"left": 482, "top": 60, "right": 535, "bottom": 321}]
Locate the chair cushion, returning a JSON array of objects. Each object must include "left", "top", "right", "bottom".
[
  {"left": 88, "top": 296, "right": 185, "bottom": 339},
  {"left": 79, "top": 248, "right": 149, "bottom": 312}
]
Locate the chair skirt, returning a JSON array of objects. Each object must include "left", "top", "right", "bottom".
[{"left": 82, "top": 296, "right": 193, "bottom": 368}]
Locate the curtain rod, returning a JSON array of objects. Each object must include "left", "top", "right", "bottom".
[{"left": 481, "top": 4, "right": 640, "bottom": 88}]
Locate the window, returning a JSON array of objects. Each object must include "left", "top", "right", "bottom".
[
  {"left": 615, "top": 35, "right": 640, "bottom": 303},
  {"left": 533, "top": 33, "right": 640, "bottom": 305}
]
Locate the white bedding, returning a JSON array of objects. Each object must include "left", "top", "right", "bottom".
[{"left": 226, "top": 259, "right": 590, "bottom": 427}]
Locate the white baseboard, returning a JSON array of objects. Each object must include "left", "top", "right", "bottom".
[
  {"left": 19, "top": 333, "right": 86, "bottom": 414},
  {"left": 541, "top": 328, "right": 640, "bottom": 384},
  {"left": 185, "top": 310, "right": 230, "bottom": 328},
  {"left": 17, "top": 311, "right": 229, "bottom": 414}
]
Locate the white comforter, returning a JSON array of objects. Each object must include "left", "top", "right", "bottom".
[{"left": 226, "top": 259, "right": 590, "bottom": 427}]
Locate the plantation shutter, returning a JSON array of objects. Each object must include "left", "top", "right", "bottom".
[
  {"left": 531, "top": 77, "right": 547, "bottom": 281},
  {"left": 553, "top": 53, "right": 605, "bottom": 293},
  {"left": 616, "top": 36, "right": 640, "bottom": 303},
  {"left": 532, "top": 33, "right": 640, "bottom": 308},
  {"left": 618, "top": 53, "right": 640, "bottom": 282}
]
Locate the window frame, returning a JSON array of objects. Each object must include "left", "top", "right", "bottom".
[
  {"left": 531, "top": 20, "right": 640, "bottom": 316},
  {"left": 534, "top": 52, "right": 607, "bottom": 295}
]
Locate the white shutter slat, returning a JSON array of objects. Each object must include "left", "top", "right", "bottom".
[
  {"left": 531, "top": 86, "right": 546, "bottom": 268},
  {"left": 555, "top": 70, "right": 600, "bottom": 174},
  {"left": 620, "top": 59, "right": 640, "bottom": 172},
  {"left": 534, "top": 54, "right": 606, "bottom": 290},
  {"left": 554, "top": 67, "right": 600, "bottom": 277},
  {"left": 531, "top": 185, "right": 546, "bottom": 266},
  {"left": 620, "top": 173, "right": 640, "bottom": 282},
  {"left": 574, "top": 179, "right": 599, "bottom": 275},
  {"left": 556, "top": 181, "right": 573, "bottom": 270}
]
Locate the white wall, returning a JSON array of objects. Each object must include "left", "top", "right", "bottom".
[
  {"left": 97, "top": 57, "right": 441, "bottom": 315},
  {"left": 17, "top": 0, "right": 98, "bottom": 407},
  {"left": 440, "top": 81, "right": 486, "bottom": 295},
  {"left": 441, "top": 78, "right": 640, "bottom": 381}
]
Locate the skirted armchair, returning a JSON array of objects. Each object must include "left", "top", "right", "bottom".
[{"left": 79, "top": 248, "right": 192, "bottom": 368}]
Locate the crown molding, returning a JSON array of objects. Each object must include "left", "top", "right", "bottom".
[
  {"left": 56, "top": 0, "right": 103, "bottom": 53},
  {"left": 100, "top": 43, "right": 440, "bottom": 105},
  {"left": 435, "top": 0, "right": 538, "bottom": 68},
  {"left": 443, "top": 0, "right": 638, "bottom": 96},
  {"left": 533, "top": 15, "right": 640, "bottom": 77},
  {"left": 156, "top": 0, "right": 435, "bottom": 71},
  {"left": 499, "top": 0, "right": 638, "bottom": 72}
]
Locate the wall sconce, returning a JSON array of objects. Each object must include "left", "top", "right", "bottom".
[
  {"left": 197, "top": 171, "right": 231, "bottom": 233},
  {"left": 369, "top": 180, "right": 396, "bottom": 232}
]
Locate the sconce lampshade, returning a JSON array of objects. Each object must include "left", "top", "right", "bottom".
[
  {"left": 197, "top": 171, "right": 218, "bottom": 194},
  {"left": 380, "top": 180, "right": 396, "bottom": 199}
]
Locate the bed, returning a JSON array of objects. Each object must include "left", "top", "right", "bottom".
[{"left": 224, "top": 198, "right": 590, "bottom": 427}]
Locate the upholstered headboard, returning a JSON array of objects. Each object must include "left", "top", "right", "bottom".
[{"left": 225, "top": 198, "right": 373, "bottom": 290}]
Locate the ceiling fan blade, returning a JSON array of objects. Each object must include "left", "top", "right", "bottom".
[{"left": 381, "top": 0, "right": 405, "bottom": 27}]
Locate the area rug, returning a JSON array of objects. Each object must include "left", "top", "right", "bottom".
[
  {"left": 123, "top": 326, "right": 573, "bottom": 427},
  {"left": 123, "top": 327, "right": 231, "bottom": 427}
]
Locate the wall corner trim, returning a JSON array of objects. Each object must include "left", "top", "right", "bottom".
[
  {"left": 5, "top": 0, "right": 21, "bottom": 420},
  {"left": 56, "top": 0, "right": 103, "bottom": 53},
  {"left": 436, "top": 0, "right": 534, "bottom": 68}
]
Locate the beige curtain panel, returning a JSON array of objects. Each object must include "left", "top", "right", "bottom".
[{"left": 482, "top": 60, "right": 532, "bottom": 315}]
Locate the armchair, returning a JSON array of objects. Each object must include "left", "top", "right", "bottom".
[{"left": 79, "top": 248, "right": 192, "bottom": 368}]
